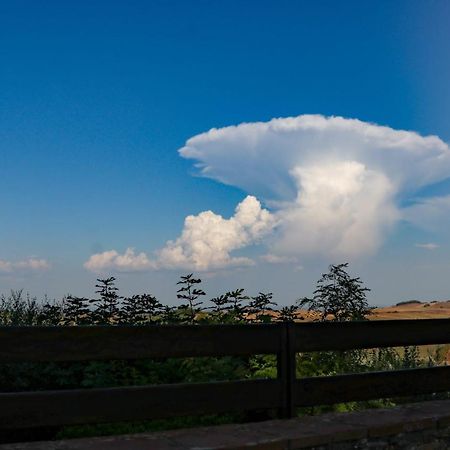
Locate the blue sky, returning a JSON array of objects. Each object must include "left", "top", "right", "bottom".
[{"left": 1, "top": 0, "right": 449, "bottom": 305}]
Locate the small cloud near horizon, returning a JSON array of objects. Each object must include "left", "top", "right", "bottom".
[
  {"left": 415, "top": 243, "right": 439, "bottom": 250},
  {"left": 0, "top": 257, "right": 50, "bottom": 274}
]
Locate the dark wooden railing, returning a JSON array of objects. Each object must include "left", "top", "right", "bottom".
[{"left": 1, "top": 319, "right": 450, "bottom": 432}]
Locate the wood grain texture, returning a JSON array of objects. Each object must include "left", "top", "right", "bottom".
[{"left": 295, "top": 366, "right": 450, "bottom": 406}]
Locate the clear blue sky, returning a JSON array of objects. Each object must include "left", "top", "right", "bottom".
[{"left": 1, "top": 0, "right": 449, "bottom": 305}]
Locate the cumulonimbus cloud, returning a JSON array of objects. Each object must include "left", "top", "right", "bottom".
[
  {"left": 179, "top": 115, "right": 450, "bottom": 260},
  {"left": 0, "top": 257, "right": 50, "bottom": 274},
  {"left": 85, "top": 115, "right": 450, "bottom": 272}
]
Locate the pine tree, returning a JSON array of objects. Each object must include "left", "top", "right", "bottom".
[
  {"left": 90, "top": 277, "right": 121, "bottom": 324},
  {"left": 120, "top": 293, "right": 163, "bottom": 325},
  {"left": 62, "top": 295, "right": 91, "bottom": 325}
]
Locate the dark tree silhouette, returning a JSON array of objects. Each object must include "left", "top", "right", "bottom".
[
  {"left": 90, "top": 277, "right": 121, "bottom": 324},
  {"left": 176, "top": 274, "right": 206, "bottom": 324},
  {"left": 298, "top": 263, "right": 372, "bottom": 321},
  {"left": 120, "top": 293, "right": 162, "bottom": 325},
  {"left": 63, "top": 295, "right": 90, "bottom": 325}
]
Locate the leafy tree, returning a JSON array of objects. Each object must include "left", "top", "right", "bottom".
[
  {"left": 176, "top": 274, "right": 206, "bottom": 324},
  {"left": 248, "top": 292, "right": 276, "bottom": 323},
  {"left": 225, "top": 288, "right": 249, "bottom": 322},
  {"left": 120, "top": 294, "right": 163, "bottom": 325},
  {"left": 209, "top": 294, "right": 230, "bottom": 322},
  {"left": 298, "top": 263, "right": 372, "bottom": 322},
  {"left": 277, "top": 305, "right": 299, "bottom": 323}
]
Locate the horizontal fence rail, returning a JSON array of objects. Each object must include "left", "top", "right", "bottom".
[
  {"left": 292, "top": 319, "right": 450, "bottom": 352},
  {"left": 1, "top": 319, "right": 450, "bottom": 435},
  {"left": 1, "top": 379, "right": 281, "bottom": 430},
  {"left": 0, "top": 324, "right": 281, "bottom": 362},
  {"left": 295, "top": 366, "right": 450, "bottom": 407}
]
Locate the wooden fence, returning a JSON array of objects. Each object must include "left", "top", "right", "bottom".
[{"left": 1, "top": 319, "right": 450, "bottom": 432}]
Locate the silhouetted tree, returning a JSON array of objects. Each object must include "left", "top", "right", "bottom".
[
  {"left": 225, "top": 288, "right": 249, "bottom": 322},
  {"left": 120, "top": 293, "right": 162, "bottom": 325},
  {"left": 63, "top": 295, "right": 91, "bottom": 325},
  {"left": 298, "top": 263, "right": 372, "bottom": 322},
  {"left": 90, "top": 277, "right": 121, "bottom": 324},
  {"left": 176, "top": 274, "right": 205, "bottom": 324},
  {"left": 277, "top": 305, "right": 299, "bottom": 323},
  {"left": 248, "top": 292, "right": 277, "bottom": 323}
]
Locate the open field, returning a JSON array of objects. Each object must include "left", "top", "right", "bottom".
[{"left": 372, "top": 300, "right": 450, "bottom": 320}]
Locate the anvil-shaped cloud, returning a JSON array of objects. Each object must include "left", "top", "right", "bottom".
[{"left": 85, "top": 115, "right": 450, "bottom": 272}]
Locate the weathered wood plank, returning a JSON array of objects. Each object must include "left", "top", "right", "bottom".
[
  {"left": 295, "top": 366, "right": 450, "bottom": 407},
  {"left": 0, "top": 325, "right": 281, "bottom": 362},
  {"left": 293, "top": 319, "right": 450, "bottom": 352},
  {"left": 0, "top": 379, "right": 281, "bottom": 430}
]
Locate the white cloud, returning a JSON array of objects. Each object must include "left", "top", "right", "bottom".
[
  {"left": 415, "top": 243, "right": 439, "bottom": 250},
  {"left": 260, "top": 254, "right": 299, "bottom": 264},
  {"left": 0, "top": 257, "right": 50, "bottom": 274},
  {"left": 179, "top": 115, "right": 450, "bottom": 259},
  {"left": 157, "top": 195, "right": 275, "bottom": 270},
  {"left": 84, "top": 196, "right": 276, "bottom": 273},
  {"left": 274, "top": 161, "right": 400, "bottom": 258},
  {"left": 84, "top": 248, "right": 156, "bottom": 273}
]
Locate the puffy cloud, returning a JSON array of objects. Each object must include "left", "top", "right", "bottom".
[
  {"left": 157, "top": 195, "right": 276, "bottom": 270},
  {"left": 0, "top": 257, "right": 50, "bottom": 274},
  {"left": 84, "top": 248, "right": 156, "bottom": 273},
  {"left": 84, "top": 196, "right": 275, "bottom": 273},
  {"left": 180, "top": 115, "right": 450, "bottom": 259},
  {"left": 415, "top": 243, "right": 439, "bottom": 250}
]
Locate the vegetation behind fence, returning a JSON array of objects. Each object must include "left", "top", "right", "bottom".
[{"left": 1, "top": 265, "right": 449, "bottom": 443}]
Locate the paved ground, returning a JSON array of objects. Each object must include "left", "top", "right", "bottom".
[{"left": 1, "top": 400, "right": 450, "bottom": 449}]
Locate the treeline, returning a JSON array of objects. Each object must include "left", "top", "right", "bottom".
[
  {"left": 0, "top": 274, "right": 290, "bottom": 326},
  {"left": 0, "top": 264, "right": 372, "bottom": 326}
]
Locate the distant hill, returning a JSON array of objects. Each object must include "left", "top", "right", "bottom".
[{"left": 371, "top": 300, "right": 450, "bottom": 320}]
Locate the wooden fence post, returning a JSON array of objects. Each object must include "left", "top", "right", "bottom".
[{"left": 277, "top": 322, "right": 296, "bottom": 418}]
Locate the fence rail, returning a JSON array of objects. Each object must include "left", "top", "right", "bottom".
[{"left": 1, "top": 319, "right": 450, "bottom": 433}]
